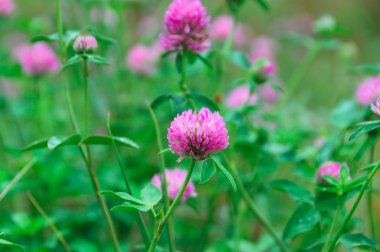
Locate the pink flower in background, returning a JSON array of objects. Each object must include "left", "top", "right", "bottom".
[
  {"left": 151, "top": 168, "right": 197, "bottom": 202},
  {"left": 226, "top": 84, "right": 279, "bottom": 108},
  {"left": 249, "top": 36, "right": 276, "bottom": 64},
  {"left": 14, "top": 42, "right": 60, "bottom": 76},
  {"left": 371, "top": 97, "right": 380, "bottom": 115},
  {"left": 127, "top": 43, "right": 161, "bottom": 75},
  {"left": 259, "top": 85, "right": 279, "bottom": 104},
  {"left": 249, "top": 37, "right": 277, "bottom": 82},
  {"left": 226, "top": 85, "right": 257, "bottom": 108},
  {"left": 73, "top": 35, "right": 98, "bottom": 53},
  {"left": 168, "top": 108, "right": 229, "bottom": 161},
  {"left": 160, "top": 0, "right": 211, "bottom": 53},
  {"left": 0, "top": 0, "right": 14, "bottom": 16},
  {"left": 210, "top": 15, "right": 246, "bottom": 46},
  {"left": 317, "top": 162, "right": 350, "bottom": 184},
  {"left": 356, "top": 75, "right": 380, "bottom": 105}
]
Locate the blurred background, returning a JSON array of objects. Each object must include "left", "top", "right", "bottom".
[{"left": 1, "top": 0, "right": 380, "bottom": 251}]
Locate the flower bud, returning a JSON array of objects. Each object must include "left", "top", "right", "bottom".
[
  {"left": 250, "top": 57, "right": 276, "bottom": 84},
  {"left": 73, "top": 35, "right": 98, "bottom": 53},
  {"left": 316, "top": 162, "right": 350, "bottom": 185}
]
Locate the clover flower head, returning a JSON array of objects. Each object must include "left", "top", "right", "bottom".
[
  {"left": 73, "top": 35, "right": 98, "bottom": 53},
  {"left": 160, "top": 0, "right": 211, "bottom": 53},
  {"left": 168, "top": 108, "right": 229, "bottom": 161},
  {"left": 317, "top": 162, "right": 350, "bottom": 185}
]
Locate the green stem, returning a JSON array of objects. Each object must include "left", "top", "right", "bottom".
[
  {"left": 81, "top": 147, "right": 121, "bottom": 252},
  {"left": 27, "top": 191, "right": 72, "bottom": 252},
  {"left": 282, "top": 43, "right": 321, "bottom": 104},
  {"left": 327, "top": 161, "right": 380, "bottom": 252},
  {"left": 57, "top": 0, "right": 79, "bottom": 137},
  {"left": 179, "top": 52, "right": 188, "bottom": 93},
  {"left": 64, "top": 79, "right": 79, "bottom": 132},
  {"left": 179, "top": 52, "right": 196, "bottom": 110},
  {"left": 82, "top": 58, "right": 121, "bottom": 252},
  {"left": 233, "top": 201, "right": 245, "bottom": 250},
  {"left": 148, "top": 159, "right": 197, "bottom": 252},
  {"left": 193, "top": 194, "right": 218, "bottom": 251},
  {"left": 367, "top": 143, "right": 376, "bottom": 239},
  {"left": 223, "top": 154, "right": 289, "bottom": 252},
  {"left": 0, "top": 159, "right": 36, "bottom": 202},
  {"left": 0, "top": 129, "right": 7, "bottom": 166},
  {"left": 64, "top": 67, "right": 120, "bottom": 252},
  {"left": 106, "top": 114, "right": 151, "bottom": 249},
  {"left": 147, "top": 104, "right": 176, "bottom": 252},
  {"left": 222, "top": 12, "right": 238, "bottom": 55},
  {"left": 57, "top": 4, "right": 119, "bottom": 247},
  {"left": 83, "top": 57, "right": 89, "bottom": 138},
  {"left": 322, "top": 195, "right": 342, "bottom": 252},
  {"left": 35, "top": 78, "right": 44, "bottom": 133},
  {"left": 56, "top": 0, "right": 64, "bottom": 61},
  {"left": 217, "top": 13, "right": 238, "bottom": 92}
]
